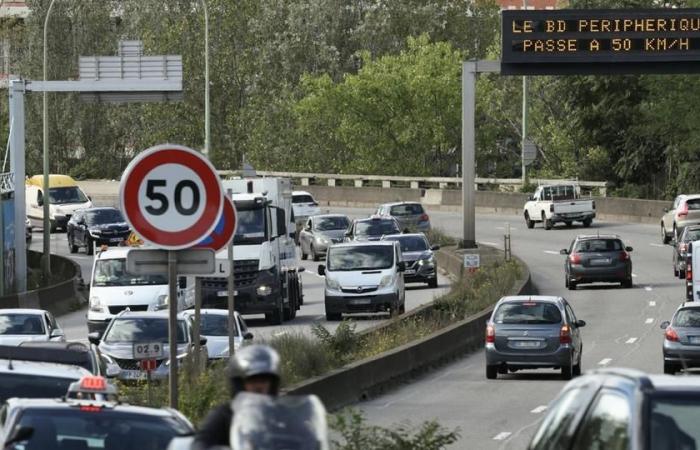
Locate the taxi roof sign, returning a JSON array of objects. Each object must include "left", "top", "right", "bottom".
[{"left": 67, "top": 376, "right": 118, "bottom": 401}]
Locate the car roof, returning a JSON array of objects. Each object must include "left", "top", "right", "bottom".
[
  {"left": 0, "top": 308, "right": 49, "bottom": 315},
  {"left": 5, "top": 397, "right": 185, "bottom": 418},
  {"left": 26, "top": 174, "right": 77, "bottom": 188},
  {"left": 380, "top": 201, "right": 422, "bottom": 207},
  {"left": 329, "top": 241, "right": 397, "bottom": 249},
  {"left": 355, "top": 216, "right": 397, "bottom": 223},
  {"left": 311, "top": 214, "right": 347, "bottom": 219},
  {"left": 575, "top": 234, "right": 621, "bottom": 240},
  {"left": 498, "top": 295, "right": 563, "bottom": 304},
  {"left": 382, "top": 233, "right": 426, "bottom": 240},
  {"left": 182, "top": 309, "right": 240, "bottom": 317},
  {"left": 79, "top": 207, "right": 119, "bottom": 213},
  {"left": 95, "top": 246, "right": 131, "bottom": 259},
  {"left": 678, "top": 302, "right": 700, "bottom": 310},
  {"left": 680, "top": 194, "right": 700, "bottom": 200},
  {"left": 0, "top": 358, "right": 91, "bottom": 378},
  {"left": 581, "top": 368, "right": 700, "bottom": 393},
  {"left": 114, "top": 311, "right": 188, "bottom": 320},
  {"left": 292, "top": 191, "right": 314, "bottom": 196}
]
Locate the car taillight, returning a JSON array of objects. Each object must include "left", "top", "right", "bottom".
[
  {"left": 687, "top": 266, "right": 693, "bottom": 281},
  {"left": 560, "top": 324, "right": 572, "bottom": 344},
  {"left": 665, "top": 327, "right": 680, "bottom": 342},
  {"left": 79, "top": 405, "right": 102, "bottom": 412},
  {"left": 419, "top": 213, "right": 429, "bottom": 222},
  {"left": 678, "top": 202, "right": 689, "bottom": 219},
  {"left": 486, "top": 325, "right": 495, "bottom": 343},
  {"left": 569, "top": 253, "right": 582, "bottom": 264},
  {"left": 619, "top": 251, "right": 630, "bottom": 262}
]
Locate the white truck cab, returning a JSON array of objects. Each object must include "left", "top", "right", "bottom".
[
  {"left": 87, "top": 246, "right": 190, "bottom": 334},
  {"left": 524, "top": 184, "right": 596, "bottom": 230}
]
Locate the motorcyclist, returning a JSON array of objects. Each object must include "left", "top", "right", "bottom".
[{"left": 192, "top": 345, "right": 280, "bottom": 450}]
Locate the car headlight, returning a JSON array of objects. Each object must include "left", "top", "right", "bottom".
[
  {"left": 418, "top": 256, "right": 435, "bottom": 266},
  {"left": 379, "top": 275, "right": 394, "bottom": 288},
  {"left": 89, "top": 229, "right": 102, "bottom": 237},
  {"left": 154, "top": 295, "right": 169, "bottom": 310},
  {"left": 256, "top": 285, "right": 272, "bottom": 296},
  {"left": 89, "top": 296, "right": 103, "bottom": 313},
  {"left": 325, "top": 277, "right": 340, "bottom": 291},
  {"left": 316, "top": 236, "right": 330, "bottom": 245}
]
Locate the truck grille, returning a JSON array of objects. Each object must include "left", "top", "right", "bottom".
[
  {"left": 201, "top": 259, "right": 260, "bottom": 289},
  {"left": 341, "top": 286, "right": 378, "bottom": 294},
  {"left": 108, "top": 305, "right": 149, "bottom": 315}
]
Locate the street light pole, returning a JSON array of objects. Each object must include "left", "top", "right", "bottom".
[
  {"left": 521, "top": 0, "right": 529, "bottom": 189},
  {"left": 200, "top": 0, "right": 210, "bottom": 157},
  {"left": 42, "top": 0, "right": 57, "bottom": 278}
]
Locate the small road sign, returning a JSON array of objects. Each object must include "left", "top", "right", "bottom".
[
  {"left": 195, "top": 196, "right": 237, "bottom": 252},
  {"left": 120, "top": 144, "right": 223, "bottom": 250},
  {"left": 133, "top": 342, "right": 163, "bottom": 360},
  {"left": 464, "top": 254, "right": 480, "bottom": 269},
  {"left": 523, "top": 140, "right": 537, "bottom": 166},
  {"left": 126, "top": 248, "right": 216, "bottom": 276}
]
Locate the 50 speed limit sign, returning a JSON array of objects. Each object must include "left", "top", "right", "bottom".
[{"left": 120, "top": 144, "right": 224, "bottom": 249}]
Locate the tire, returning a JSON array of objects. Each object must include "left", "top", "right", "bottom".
[
  {"left": 524, "top": 212, "right": 534, "bottom": 229},
  {"left": 399, "top": 302, "right": 406, "bottom": 314},
  {"left": 565, "top": 275, "right": 570, "bottom": 288},
  {"left": 428, "top": 277, "right": 438, "bottom": 288},
  {"left": 325, "top": 312, "right": 342, "bottom": 321},
  {"left": 568, "top": 280, "right": 577, "bottom": 291},
  {"left": 664, "top": 362, "right": 678, "bottom": 375},
  {"left": 389, "top": 302, "right": 399, "bottom": 318},
  {"left": 622, "top": 278, "right": 633, "bottom": 289},
  {"left": 675, "top": 266, "right": 680, "bottom": 278},
  {"left": 266, "top": 303, "right": 284, "bottom": 325},
  {"left": 573, "top": 352, "right": 582, "bottom": 377},
  {"left": 542, "top": 212, "right": 552, "bottom": 230},
  {"left": 486, "top": 365, "right": 498, "bottom": 380},
  {"left": 68, "top": 235, "right": 78, "bottom": 254},
  {"left": 49, "top": 220, "right": 57, "bottom": 233},
  {"left": 300, "top": 244, "right": 308, "bottom": 260},
  {"left": 561, "top": 361, "right": 573, "bottom": 380},
  {"left": 662, "top": 224, "right": 671, "bottom": 244},
  {"left": 582, "top": 218, "right": 592, "bottom": 228},
  {"left": 86, "top": 238, "right": 94, "bottom": 255},
  {"left": 311, "top": 245, "right": 320, "bottom": 262},
  {"left": 564, "top": 221, "right": 573, "bottom": 227}
]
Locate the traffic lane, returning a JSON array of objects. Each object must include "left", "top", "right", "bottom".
[
  {"left": 360, "top": 213, "right": 683, "bottom": 449},
  {"left": 28, "top": 229, "right": 93, "bottom": 283}
]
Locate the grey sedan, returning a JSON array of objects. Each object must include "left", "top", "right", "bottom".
[
  {"left": 561, "top": 234, "right": 633, "bottom": 290},
  {"left": 661, "top": 302, "right": 700, "bottom": 374},
  {"left": 375, "top": 202, "right": 430, "bottom": 232},
  {"left": 485, "top": 296, "right": 585, "bottom": 380},
  {"left": 299, "top": 214, "right": 350, "bottom": 261}
]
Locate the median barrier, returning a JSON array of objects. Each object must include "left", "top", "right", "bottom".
[
  {"left": 286, "top": 245, "right": 533, "bottom": 411},
  {"left": 0, "top": 250, "right": 85, "bottom": 316}
]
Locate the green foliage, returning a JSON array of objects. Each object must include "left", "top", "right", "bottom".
[{"left": 424, "top": 228, "right": 456, "bottom": 248}]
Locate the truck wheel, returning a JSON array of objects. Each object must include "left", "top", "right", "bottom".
[
  {"left": 582, "top": 219, "right": 592, "bottom": 228},
  {"left": 524, "top": 212, "right": 534, "bottom": 229},
  {"left": 68, "top": 235, "right": 78, "bottom": 254},
  {"left": 542, "top": 212, "right": 552, "bottom": 230},
  {"left": 266, "top": 303, "right": 284, "bottom": 325},
  {"left": 49, "top": 220, "right": 58, "bottom": 233},
  {"left": 564, "top": 221, "right": 573, "bottom": 227}
]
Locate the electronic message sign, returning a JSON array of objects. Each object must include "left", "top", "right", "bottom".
[{"left": 501, "top": 9, "right": 700, "bottom": 75}]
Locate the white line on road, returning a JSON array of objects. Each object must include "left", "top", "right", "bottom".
[
  {"left": 543, "top": 250, "right": 560, "bottom": 255},
  {"left": 649, "top": 301, "right": 657, "bottom": 307},
  {"left": 530, "top": 405, "right": 548, "bottom": 414},
  {"left": 646, "top": 318, "right": 654, "bottom": 324},
  {"left": 650, "top": 243, "right": 666, "bottom": 248},
  {"left": 632, "top": 273, "right": 638, "bottom": 278},
  {"left": 645, "top": 286, "right": 653, "bottom": 292},
  {"left": 493, "top": 432, "right": 512, "bottom": 441},
  {"left": 626, "top": 337, "right": 638, "bottom": 344},
  {"left": 273, "top": 331, "right": 287, "bottom": 337},
  {"left": 598, "top": 358, "right": 613, "bottom": 366},
  {"left": 480, "top": 241, "right": 499, "bottom": 246}
]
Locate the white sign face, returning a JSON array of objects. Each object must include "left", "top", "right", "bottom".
[
  {"left": 212, "top": 259, "right": 231, "bottom": 277},
  {"left": 120, "top": 144, "right": 223, "bottom": 250},
  {"left": 126, "top": 249, "right": 216, "bottom": 276},
  {"left": 133, "top": 342, "right": 164, "bottom": 360},
  {"left": 523, "top": 141, "right": 537, "bottom": 166},
  {"left": 463, "top": 254, "right": 480, "bottom": 268}
]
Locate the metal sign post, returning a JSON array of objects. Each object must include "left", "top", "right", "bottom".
[
  {"left": 226, "top": 189, "right": 236, "bottom": 358},
  {"left": 168, "top": 250, "right": 178, "bottom": 408}
]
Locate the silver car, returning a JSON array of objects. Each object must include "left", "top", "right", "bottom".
[
  {"left": 661, "top": 302, "right": 700, "bottom": 374},
  {"left": 182, "top": 309, "right": 253, "bottom": 360},
  {"left": 299, "top": 214, "right": 350, "bottom": 261},
  {"left": 375, "top": 202, "right": 430, "bottom": 232},
  {"left": 485, "top": 296, "right": 585, "bottom": 380},
  {"left": 661, "top": 194, "right": 700, "bottom": 243}
]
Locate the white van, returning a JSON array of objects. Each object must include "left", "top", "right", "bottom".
[
  {"left": 26, "top": 174, "right": 92, "bottom": 232},
  {"left": 318, "top": 240, "right": 406, "bottom": 321},
  {"left": 87, "top": 246, "right": 191, "bottom": 334}
]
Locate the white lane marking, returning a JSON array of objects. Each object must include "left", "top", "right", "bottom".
[
  {"left": 645, "top": 318, "right": 654, "bottom": 324},
  {"left": 530, "top": 405, "right": 548, "bottom": 414},
  {"left": 496, "top": 226, "right": 518, "bottom": 231},
  {"left": 649, "top": 301, "right": 657, "bottom": 307},
  {"left": 598, "top": 358, "right": 613, "bottom": 366},
  {"left": 315, "top": 315, "right": 325, "bottom": 321},
  {"left": 480, "top": 241, "right": 499, "bottom": 246},
  {"left": 273, "top": 331, "right": 287, "bottom": 337},
  {"left": 493, "top": 432, "right": 512, "bottom": 441},
  {"left": 543, "top": 250, "right": 560, "bottom": 255},
  {"left": 626, "top": 337, "right": 638, "bottom": 344},
  {"left": 645, "top": 286, "right": 653, "bottom": 292},
  {"left": 650, "top": 243, "right": 666, "bottom": 248}
]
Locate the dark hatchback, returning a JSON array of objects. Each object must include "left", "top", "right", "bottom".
[
  {"left": 382, "top": 233, "right": 439, "bottom": 287},
  {"left": 561, "top": 235, "right": 633, "bottom": 290},
  {"left": 67, "top": 207, "right": 131, "bottom": 255}
]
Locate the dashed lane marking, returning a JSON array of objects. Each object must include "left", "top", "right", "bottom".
[
  {"left": 493, "top": 432, "right": 512, "bottom": 441},
  {"left": 649, "top": 301, "right": 657, "bottom": 307},
  {"left": 626, "top": 337, "right": 638, "bottom": 344},
  {"left": 645, "top": 286, "right": 653, "bottom": 292},
  {"left": 543, "top": 250, "right": 560, "bottom": 255},
  {"left": 632, "top": 273, "right": 638, "bottom": 278},
  {"left": 645, "top": 318, "right": 654, "bottom": 324},
  {"left": 650, "top": 243, "right": 666, "bottom": 248},
  {"left": 530, "top": 406, "right": 548, "bottom": 414},
  {"left": 480, "top": 241, "right": 500, "bottom": 246},
  {"left": 598, "top": 358, "right": 613, "bottom": 366}
]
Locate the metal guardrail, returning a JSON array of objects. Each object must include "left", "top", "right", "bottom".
[{"left": 218, "top": 170, "right": 609, "bottom": 196}]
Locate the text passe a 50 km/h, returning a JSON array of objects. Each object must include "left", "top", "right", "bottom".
[{"left": 501, "top": 9, "right": 700, "bottom": 75}]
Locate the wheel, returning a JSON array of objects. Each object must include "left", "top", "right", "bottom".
[
  {"left": 675, "top": 266, "right": 680, "bottom": 278},
  {"left": 680, "top": 269, "right": 686, "bottom": 279},
  {"left": 325, "top": 312, "right": 342, "bottom": 321},
  {"left": 542, "top": 212, "right": 552, "bottom": 230},
  {"left": 300, "top": 244, "right": 308, "bottom": 260},
  {"left": 524, "top": 212, "right": 534, "bottom": 229},
  {"left": 565, "top": 275, "right": 570, "bottom": 288},
  {"left": 486, "top": 365, "right": 498, "bottom": 380},
  {"left": 399, "top": 302, "right": 406, "bottom": 314},
  {"left": 662, "top": 223, "right": 671, "bottom": 244},
  {"left": 582, "top": 218, "right": 592, "bottom": 228},
  {"left": 664, "top": 362, "right": 678, "bottom": 375},
  {"left": 561, "top": 362, "right": 573, "bottom": 380},
  {"left": 265, "top": 303, "right": 284, "bottom": 325},
  {"left": 68, "top": 235, "right": 78, "bottom": 254},
  {"left": 568, "top": 280, "right": 577, "bottom": 291},
  {"left": 564, "top": 221, "right": 573, "bottom": 227},
  {"left": 86, "top": 238, "right": 94, "bottom": 255},
  {"left": 49, "top": 220, "right": 57, "bottom": 233},
  {"left": 622, "top": 278, "right": 633, "bottom": 289},
  {"left": 389, "top": 302, "right": 399, "bottom": 318},
  {"left": 311, "top": 245, "right": 320, "bottom": 262},
  {"left": 428, "top": 277, "right": 438, "bottom": 288},
  {"left": 573, "top": 352, "right": 582, "bottom": 377}
]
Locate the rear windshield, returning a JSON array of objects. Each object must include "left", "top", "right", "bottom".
[
  {"left": 384, "top": 235, "right": 428, "bottom": 252},
  {"left": 355, "top": 220, "right": 400, "bottom": 237},
  {"left": 684, "top": 229, "right": 700, "bottom": 242},
  {"left": 390, "top": 204, "right": 424, "bottom": 216},
  {"left": 542, "top": 185, "right": 576, "bottom": 201},
  {"left": 0, "top": 373, "right": 76, "bottom": 403},
  {"left": 314, "top": 216, "right": 349, "bottom": 231},
  {"left": 649, "top": 397, "right": 700, "bottom": 449},
  {"left": 674, "top": 309, "right": 700, "bottom": 328},
  {"left": 0, "top": 314, "right": 45, "bottom": 335},
  {"left": 292, "top": 195, "right": 315, "bottom": 204},
  {"left": 574, "top": 239, "right": 623, "bottom": 253},
  {"left": 200, "top": 314, "right": 239, "bottom": 337},
  {"left": 494, "top": 302, "right": 562, "bottom": 325},
  {"left": 686, "top": 199, "right": 700, "bottom": 210},
  {"left": 86, "top": 209, "right": 124, "bottom": 225},
  {"left": 327, "top": 246, "right": 394, "bottom": 271}
]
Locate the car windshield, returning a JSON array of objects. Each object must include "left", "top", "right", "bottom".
[
  {"left": 355, "top": 220, "right": 400, "bottom": 237},
  {"left": 48, "top": 186, "right": 88, "bottom": 205},
  {"left": 0, "top": 373, "right": 76, "bottom": 403},
  {"left": 574, "top": 239, "right": 623, "bottom": 253},
  {"left": 200, "top": 314, "right": 239, "bottom": 337},
  {"left": 234, "top": 207, "right": 266, "bottom": 244},
  {"left": 104, "top": 318, "right": 187, "bottom": 344},
  {"left": 674, "top": 309, "right": 700, "bottom": 328},
  {"left": 494, "top": 302, "right": 562, "bottom": 325},
  {"left": 92, "top": 259, "right": 166, "bottom": 287},
  {"left": 0, "top": 314, "right": 45, "bottom": 335},
  {"left": 648, "top": 397, "right": 700, "bottom": 450},
  {"left": 292, "top": 195, "right": 315, "bottom": 204},
  {"left": 8, "top": 408, "right": 191, "bottom": 450},
  {"left": 86, "top": 209, "right": 124, "bottom": 226},
  {"left": 314, "top": 216, "right": 349, "bottom": 231},
  {"left": 390, "top": 204, "right": 424, "bottom": 216},
  {"left": 683, "top": 229, "right": 700, "bottom": 242},
  {"left": 384, "top": 235, "right": 428, "bottom": 252},
  {"left": 327, "top": 246, "right": 394, "bottom": 271}
]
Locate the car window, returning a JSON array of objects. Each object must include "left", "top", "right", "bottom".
[
  {"left": 314, "top": 216, "right": 349, "bottom": 231},
  {"left": 390, "top": 204, "right": 424, "bottom": 216},
  {"left": 565, "top": 304, "right": 578, "bottom": 325},
  {"left": 687, "top": 199, "right": 700, "bottom": 211},
  {"left": 574, "top": 239, "right": 623, "bottom": 253},
  {"left": 493, "top": 302, "right": 562, "bottom": 325},
  {"left": 92, "top": 259, "right": 167, "bottom": 287},
  {"left": 684, "top": 229, "right": 700, "bottom": 242},
  {"left": 649, "top": 395, "right": 700, "bottom": 450},
  {"left": 0, "top": 314, "right": 46, "bottom": 335},
  {"left": 200, "top": 314, "right": 240, "bottom": 337},
  {"left": 327, "top": 246, "right": 394, "bottom": 271},
  {"left": 292, "top": 195, "right": 315, "bottom": 204},
  {"left": 673, "top": 309, "right": 700, "bottom": 328},
  {"left": 383, "top": 235, "right": 429, "bottom": 252},
  {"left": 572, "top": 392, "right": 631, "bottom": 450},
  {"left": 529, "top": 387, "right": 592, "bottom": 450},
  {"left": 0, "top": 373, "right": 78, "bottom": 403}
]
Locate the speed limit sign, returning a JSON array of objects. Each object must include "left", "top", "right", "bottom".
[{"left": 120, "top": 144, "right": 224, "bottom": 249}]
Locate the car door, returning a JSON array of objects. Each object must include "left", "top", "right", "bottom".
[
  {"left": 564, "top": 303, "right": 582, "bottom": 358},
  {"left": 527, "top": 188, "right": 541, "bottom": 218},
  {"left": 571, "top": 391, "right": 631, "bottom": 450}
]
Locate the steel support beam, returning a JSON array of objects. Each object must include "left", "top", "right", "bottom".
[{"left": 8, "top": 80, "right": 26, "bottom": 293}]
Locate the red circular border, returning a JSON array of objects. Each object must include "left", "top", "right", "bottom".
[
  {"left": 195, "top": 197, "right": 237, "bottom": 252},
  {"left": 121, "top": 146, "right": 222, "bottom": 249}
]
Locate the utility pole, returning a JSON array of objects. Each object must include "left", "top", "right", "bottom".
[{"left": 521, "top": 0, "right": 529, "bottom": 190}]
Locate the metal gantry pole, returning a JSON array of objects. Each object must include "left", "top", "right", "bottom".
[
  {"left": 521, "top": 0, "right": 529, "bottom": 189},
  {"left": 168, "top": 251, "right": 179, "bottom": 409},
  {"left": 227, "top": 189, "right": 236, "bottom": 357},
  {"left": 42, "top": 0, "right": 57, "bottom": 278},
  {"left": 461, "top": 62, "right": 477, "bottom": 249},
  {"left": 9, "top": 80, "right": 27, "bottom": 293},
  {"left": 201, "top": 0, "right": 210, "bottom": 158}
]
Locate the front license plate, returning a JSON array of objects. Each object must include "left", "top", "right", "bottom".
[
  {"left": 589, "top": 258, "right": 611, "bottom": 266},
  {"left": 217, "top": 290, "right": 239, "bottom": 297},
  {"left": 690, "top": 336, "right": 700, "bottom": 345},
  {"left": 110, "top": 237, "right": 123, "bottom": 243},
  {"left": 121, "top": 370, "right": 146, "bottom": 380},
  {"left": 405, "top": 270, "right": 416, "bottom": 275},
  {"left": 512, "top": 340, "right": 541, "bottom": 348},
  {"left": 349, "top": 298, "right": 371, "bottom": 305}
]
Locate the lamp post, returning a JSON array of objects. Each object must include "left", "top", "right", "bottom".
[
  {"left": 521, "top": 0, "right": 529, "bottom": 189},
  {"left": 42, "top": 0, "right": 57, "bottom": 277},
  {"left": 200, "top": 0, "right": 210, "bottom": 157}
]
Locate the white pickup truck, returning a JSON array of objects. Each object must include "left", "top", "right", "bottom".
[{"left": 523, "top": 184, "right": 596, "bottom": 230}]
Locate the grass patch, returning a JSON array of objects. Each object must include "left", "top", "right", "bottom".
[{"left": 424, "top": 228, "right": 456, "bottom": 247}]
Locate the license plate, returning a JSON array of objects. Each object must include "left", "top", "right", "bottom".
[
  {"left": 133, "top": 342, "right": 164, "bottom": 359},
  {"left": 110, "top": 238, "right": 123, "bottom": 243},
  {"left": 590, "top": 258, "right": 611, "bottom": 266},
  {"left": 690, "top": 336, "right": 700, "bottom": 345},
  {"left": 512, "top": 340, "right": 541, "bottom": 348},
  {"left": 405, "top": 270, "right": 416, "bottom": 275},
  {"left": 217, "top": 290, "right": 239, "bottom": 297},
  {"left": 121, "top": 370, "right": 146, "bottom": 380},
  {"left": 349, "top": 298, "right": 371, "bottom": 305}
]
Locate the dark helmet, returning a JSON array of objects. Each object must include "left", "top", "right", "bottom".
[{"left": 227, "top": 345, "right": 281, "bottom": 396}]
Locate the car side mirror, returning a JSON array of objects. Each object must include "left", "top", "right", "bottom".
[
  {"left": 660, "top": 321, "right": 670, "bottom": 329},
  {"left": 575, "top": 320, "right": 586, "bottom": 328},
  {"left": 105, "top": 364, "right": 121, "bottom": 378},
  {"left": 37, "top": 198, "right": 43, "bottom": 207},
  {"left": 431, "top": 244, "right": 440, "bottom": 251},
  {"left": 199, "top": 337, "right": 208, "bottom": 346},
  {"left": 88, "top": 195, "right": 92, "bottom": 201},
  {"left": 670, "top": 239, "right": 677, "bottom": 246},
  {"left": 344, "top": 231, "right": 352, "bottom": 237},
  {"left": 88, "top": 331, "right": 102, "bottom": 345},
  {"left": 560, "top": 249, "right": 569, "bottom": 255},
  {"left": 5, "top": 425, "right": 34, "bottom": 448},
  {"left": 50, "top": 328, "right": 65, "bottom": 339},
  {"left": 317, "top": 265, "right": 326, "bottom": 276},
  {"left": 397, "top": 261, "right": 406, "bottom": 272},
  {"left": 297, "top": 267, "right": 305, "bottom": 273},
  {"left": 625, "top": 246, "right": 633, "bottom": 252},
  {"left": 243, "top": 332, "right": 254, "bottom": 341}
]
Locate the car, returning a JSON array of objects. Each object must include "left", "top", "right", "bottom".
[
  {"left": 25, "top": 217, "right": 31, "bottom": 243},
  {"left": 661, "top": 194, "right": 700, "bottom": 244},
  {"left": 0, "top": 308, "right": 65, "bottom": 346},
  {"left": 88, "top": 310, "right": 208, "bottom": 382},
  {"left": 25, "top": 174, "right": 92, "bottom": 232},
  {"left": 292, "top": 190, "right": 321, "bottom": 244},
  {"left": 660, "top": 302, "right": 700, "bottom": 375},
  {"left": 318, "top": 241, "right": 406, "bottom": 321},
  {"left": 14, "top": 341, "right": 120, "bottom": 377},
  {"left": 527, "top": 368, "right": 700, "bottom": 450},
  {"left": 672, "top": 224, "right": 700, "bottom": 279},
  {"left": 0, "top": 377, "right": 194, "bottom": 450},
  {"left": 344, "top": 216, "right": 401, "bottom": 242},
  {"left": 375, "top": 202, "right": 431, "bottom": 232},
  {"left": 485, "top": 295, "right": 585, "bottom": 380},
  {"left": 0, "top": 358, "right": 92, "bottom": 403},
  {"left": 382, "top": 233, "right": 439, "bottom": 288},
  {"left": 182, "top": 309, "right": 253, "bottom": 360},
  {"left": 67, "top": 207, "right": 131, "bottom": 255},
  {"left": 560, "top": 234, "right": 633, "bottom": 290},
  {"left": 299, "top": 214, "right": 350, "bottom": 261}
]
